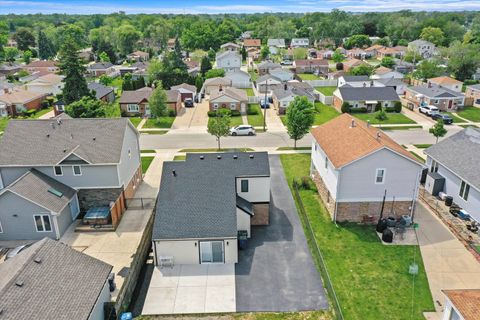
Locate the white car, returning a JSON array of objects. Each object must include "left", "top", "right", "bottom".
[
  {"left": 229, "top": 125, "right": 256, "bottom": 136},
  {"left": 419, "top": 105, "right": 439, "bottom": 116}
]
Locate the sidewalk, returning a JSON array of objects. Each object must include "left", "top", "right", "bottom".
[{"left": 415, "top": 202, "right": 480, "bottom": 316}]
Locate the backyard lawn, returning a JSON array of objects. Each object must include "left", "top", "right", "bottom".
[
  {"left": 457, "top": 106, "right": 480, "bottom": 122},
  {"left": 33, "top": 107, "right": 53, "bottom": 118},
  {"left": 247, "top": 104, "right": 265, "bottom": 127},
  {"left": 280, "top": 153, "right": 434, "bottom": 320},
  {"left": 141, "top": 156, "right": 154, "bottom": 174},
  {"left": 143, "top": 117, "right": 175, "bottom": 129},
  {"left": 298, "top": 73, "right": 321, "bottom": 80},
  {"left": 129, "top": 117, "right": 143, "bottom": 128},
  {"left": 315, "top": 86, "right": 336, "bottom": 96},
  {"left": 353, "top": 111, "right": 417, "bottom": 125},
  {"left": 245, "top": 88, "right": 255, "bottom": 96},
  {"left": 313, "top": 102, "right": 340, "bottom": 125}
]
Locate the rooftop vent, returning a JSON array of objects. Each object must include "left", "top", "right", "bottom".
[
  {"left": 50, "top": 123, "right": 55, "bottom": 129},
  {"left": 233, "top": 155, "right": 238, "bottom": 159},
  {"left": 351, "top": 119, "right": 356, "bottom": 128},
  {"left": 199, "top": 155, "right": 204, "bottom": 160},
  {"left": 34, "top": 257, "right": 42, "bottom": 264},
  {"left": 70, "top": 134, "right": 73, "bottom": 139},
  {"left": 376, "top": 132, "right": 381, "bottom": 140},
  {"left": 63, "top": 149, "right": 67, "bottom": 153},
  {"left": 249, "top": 154, "right": 254, "bottom": 159},
  {"left": 56, "top": 119, "right": 62, "bottom": 125},
  {"left": 172, "top": 170, "right": 177, "bottom": 177},
  {"left": 92, "top": 137, "right": 96, "bottom": 141},
  {"left": 15, "top": 281, "right": 24, "bottom": 287},
  {"left": 217, "top": 155, "right": 222, "bottom": 159},
  {"left": 46, "top": 134, "right": 50, "bottom": 138}
]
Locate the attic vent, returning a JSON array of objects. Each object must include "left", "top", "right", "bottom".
[
  {"left": 15, "top": 281, "right": 24, "bottom": 287},
  {"left": 48, "top": 188, "right": 63, "bottom": 197},
  {"left": 63, "top": 149, "right": 67, "bottom": 153},
  {"left": 34, "top": 257, "right": 42, "bottom": 264},
  {"left": 199, "top": 155, "right": 204, "bottom": 160},
  {"left": 249, "top": 154, "right": 254, "bottom": 159},
  {"left": 233, "top": 155, "right": 238, "bottom": 159},
  {"left": 217, "top": 155, "right": 222, "bottom": 159}
]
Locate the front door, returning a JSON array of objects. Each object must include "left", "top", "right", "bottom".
[
  {"left": 200, "top": 241, "right": 224, "bottom": 264},
  {"left": 241, "top": 103, "right": 246, "bottom": 114}
]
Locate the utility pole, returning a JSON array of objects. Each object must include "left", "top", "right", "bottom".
[{"left": 263, "top": 79, "right": 268, "bottom": 132}]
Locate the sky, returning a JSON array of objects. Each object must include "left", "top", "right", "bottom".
[{"left": 1, "top": 0, "right": 480, "bottom": 15}]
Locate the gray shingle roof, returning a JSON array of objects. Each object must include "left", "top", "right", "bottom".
[
  {"left": 88, "top": 82, "right": 114, "bottom": 100},
  {"left": 338, "top": 86, "right": 399, "bottom": 101},
  {"left": 267, "top": 39, "right": 285, "bottom": 47},
  {"left": 467, "top": 84, "right": 480, "bottom": 91},
  {"left": 0, "top": 238, "right": 112, "bottom": 320},
  {"left": 119, "top": 87, "right": 153, "bottom": 104},
  {"left": 1, "top": 169, "right": 76, "bottom": 213},
  {"left": 342, "top": 75, "right": 370, "bottom": 82},
  {"left": 87, "top": 62, "right": 113, "bottom": 70},
  {"left": 424, "top": 127, "right": 480, "bottom": 190},
  {"left": 256, "top": 74, "right": 281, "bottom": 84},
  {"left": 0, "top": 118, "right": 134, "bottom": 166},
  {"left": 257, "top": 61, "right": 281, "bottom": 69},
  {"left": 153, "top": 152, "right": 270, "bottom": 240},
  {"left": 408, "top": 86, "right": 464, "bottom": 98}
]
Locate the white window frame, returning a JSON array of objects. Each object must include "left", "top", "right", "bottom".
[
  {"left": 240, "top": 179, "right": 249, "bottom": 193},
  {"left": 430, "top": 160, "right": 438, "bottom": 173},
  {"left": 213, "top": 103, "right": 219, "bottom": 110},
  {"left": 230, "top": 103, "right": 236, "bottom": 110},
  {"left": 127, "top": 104, "right": 139, "bottom": 112},
  {"left": 33, "top": 214, "right": 52, "bottom": 232},
  {"left": 0, "top": 219, "right": 3, "bottom": 233},
  {"left": 375, "top": 168, "right": 386, "bottom": 184},
  {"left": 53, "top": 166, "right": 63, "bottom": 176},
  {"left": 72, "top": 165, "right": 82, "bottom": 176},
  {"left": 459, "top": 180, "right": 470, "bottom": 201},
  {"left": 56, "top": 105, "right": 64, "bottom": 112}
]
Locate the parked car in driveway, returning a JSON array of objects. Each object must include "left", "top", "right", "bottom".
[
  {"left": 184, "top": 98, "right": 194, "bottom": 107},
  {"left": 432, "top": 113, "right": 454, "bottom": 124},
  {"left": 260, "top": 99, "right": 270, "bottom": 109},
  {"left": 419, "top": 105, "right": 439, "bottom": 116},
  {"left": 5, "top": 244, "right": 31, "bottom": 260},
  {"left": 230, "top": 125, "right": 256, "bottom": 136},
  {"left": 281, "top": 60, "right": 293, "bottom": 66}
]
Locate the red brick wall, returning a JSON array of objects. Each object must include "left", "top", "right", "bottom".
[
  {"left": 120, "top": 102, "right": 147, "bottom": 117},
  {"left": 209, "top": 101, "right": 241, "bottom": 112},
  {"left": 8, "top": 96, "right": 45, "bottom": 117}
]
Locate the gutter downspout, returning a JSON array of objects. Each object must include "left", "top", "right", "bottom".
[{"left": 334, "top": 169, "right": 341, "bottom": 227}]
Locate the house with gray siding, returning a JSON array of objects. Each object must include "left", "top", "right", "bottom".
[
  {"left": 0, "top": 238, "right": 113, "bottom": 320},
  {"left": 424, "top": 128, "right": 480, "bottom": 223},
  {"left": 310, "top": 114, "right": 424, "bottom": 222},
  {"left": 0, "top": 117, "right": 142, "bottom": 240}
]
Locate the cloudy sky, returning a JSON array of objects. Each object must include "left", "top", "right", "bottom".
[{"left": 1, "top": 0, "right": 479, "bottom": 14}]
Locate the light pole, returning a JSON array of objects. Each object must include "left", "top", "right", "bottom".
[{"left": 263, "top": 79, "right": 268, "bottom": 132}]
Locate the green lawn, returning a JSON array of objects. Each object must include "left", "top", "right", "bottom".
[
  {"left": 139, "top": 130, "right": 168, "bottom": 135},
  {"left": 141, "top": 156, "right": 154, "bottom": 174},
  {"left": 313, "top": 102, "right": 340, "bottom": 125},
  {"left": 459, "top": 124, "right": 479, "bottom": 128},
  {"left": 143, "top": 117, "right": 175, "bottom": 129},
  {"left": 277, "top": 146, "right": 311, "bottom": 151},
  {"left": 138, "top": 311, "right": 333, "bottom": 320},
  {"left": 141, "top": 149, "right": 156, "bottom": 153},
  {"left": 381, "top": 125, "right": 423, "bottom": 130},
  {"left": 0, "top": 117, "right": 10, "bottom": 132},
  {"left": 414, "top": 144, "right": 432, "bottom": 149},
  {"left": 248, "top": 70, "right": 259, "bottom": 82},
  {"left": 33, "top": 107, "right": 53, "bottom": 118},
  {"left": 410, "top": 151, "right": 426, "bottom": 163},
  {"left": 315, "top": 86, "right": 337, "bottom": 96},
  {"left": 280, "top": 153, "right": 434, "bottom": 320},
  {"left": 298, "top": 73, "right": 321, "bottom": 80},
  {"left": 129, "top": 117, "right": 142, "bottom": 128},
  {"left": 457, "top": 106, "right": 480, "bottom": 122},
  {"left": 105, "top": 103, "right": 121, "bottom": 118},
  {"left": 208, "top": 116, "right": 243, "bottom": 127},
  {"left": 353, "top": 111, "right": 417, "bottom": 125},
  {"left": 247, "top": 104, "right": 265, "bottom": 127},
  {"left": 444, "top": 112, "right": 465, "bottom": 123},
  {"left": 173, "top": 155, "right": 186, "bottom": 161},
  {"left": 111, "top": 77, "right": 123, "bottom": 95},
  {"left": 245, "top": 88, "right": 255, "bottom": 97}
]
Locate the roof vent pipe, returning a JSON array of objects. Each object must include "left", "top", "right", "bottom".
[
  {"left": 233, "top": 155, "right": 238, "bottom": 159},
  {"left": 351, "top": 119, "right": 355, "bottom": 128},
  {"left": 172, "top": 170, "right": 177, "bottom": 177},
  {"left": 376, "top": 132, "right": 381, "bottom": 140},
  {"left": 249, "top": 154, "right": 254, "bottom": 159},
  {"left": 217, "top": 155, "right": 222, "bottom": 159},
  {"left": 200, "top": 155, "right": 204, "bottom": 160},
  {"left": 34, "top": 257, "right": 42, "bottom": 264}
]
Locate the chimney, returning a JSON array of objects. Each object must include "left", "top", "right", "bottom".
[
  {"left": 370, "top": 80, "right": 374, "bottom": 87},
  {"left": 363, "top": 82, "right": 366, "bottom": 87},
  {"left": 172, "top": 170, "right": 177, "bottom": 177},
  {"left": 350, "top": 119, "right": 356, "bottom": 128},
  {"left": 3, "top": 88, "right": 8, "bottom": 94},
  {"left": 219, "top": 85, "right": 223, "bottom": 92}
]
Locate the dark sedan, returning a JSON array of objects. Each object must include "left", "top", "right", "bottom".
[{"left": 432, "top": 113, "right": 454, "bottom": 124}]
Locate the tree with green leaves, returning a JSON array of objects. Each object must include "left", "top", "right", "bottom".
[
  {"left": 375, "top": 109, "right": 388, "bottom": 127},
  {"left": 195, "top": 74, "right": 204, "bottom": 92},
  {"left": 344, "top": 34, "right": 372, "bottom": 49},
  {"left": 149, "top": 85, "right": 169, "bottom": 118},
  {"left": 13, "top": 27, "right": 35, "bottom": 51},
  {"left": 37, "top": 30, "right": 56, "bottom": 60},
  {"left": 350, "top": 64, "right": 374, "bottom": 76},
  {"left": 122, "top": 73, "right": 134, "bottom": 91},
  {"left": 429, "top": 119, "right": 448, "bottom": 143},
  {"left": 207, "top": 109, "right": 231, "bottom": 150},
  {"left": 444, "top": 41, "right": 480, "bottom": 81},
  {"left": 99, "top": 51, "right": 110, "bottom": 63},
  {"left": 22, "top": 50, "right": 32, "bottom": 64},
  {"left": 0, "top": 21, "right": 8, "bottom": 61},
  {"left": 99, "top": 74, "right": 113, "bottom": 86},
  {"left": 240, "top": 46, "right": 247, "bottom": 61},
  {"left": 412, "top": 60, "right": 442, "bottom": 81},
  {"left": 66, "top": 97, "right": 106, "bottom": 118},
  {"left": 4, "top": 47, "right": 19, "bottom": 62},
  {"left": 205, "top": 68, "right": 225, "bottom": 79},
  {"left": 332, "top": 49, "right": 345, "bottom": 63},
  {"left": 260, "top": 45, "right": 270, "bottom": 59},
  {"left": 285, "top": 96, "right": 314, "bottom": 149},
  {"left": 58, "top": 39, "right": 89, "bottom": 104},
  {"left": 114, "top": 24, "right": 140, "bottom": 56},
  {"left": 420, "top": 27, "right": 445, "bottom": 47},
  {"left": 380, "top": 56, "right": 395, "bottom": 68},
  {"left": 200, "top": 55, "right": 212, "bottom": 76}
]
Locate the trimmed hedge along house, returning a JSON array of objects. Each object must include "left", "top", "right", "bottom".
[{"left": 310, "top": 114, "right": 424, "bottom": 222}]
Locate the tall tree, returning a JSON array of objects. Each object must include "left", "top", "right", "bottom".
[
  {"left": 200, "top": 55, "right": 212, "bottom": 76},
  {"left": 66, "top": 97, "right": 106, "bottom": 118},
  {"left": 344, "top": 34, "right": 372, "bottom": 49},
  {"left": 285, "top": 96, "right": 314, "bottom": 149},
  {"left": 413, "top": 59, "right": 442, "bottom": 81},
  {"left": 58, "top": 39, "right": 89, "bottom": 104},
  {"left": 429, "top": 119, "right": 447, "bottom": 143},
  {"left": 0, "top": 21, "right": 8, "bottom": 61},
  {"left": 149, "top": 85, "right": 169, "bottom": 118},
  {"left": 114, "top": 24, "right": 140, "bottom": 56},
  {"left": 420, "top": 27, "right": 445, "bottom": 46},
  {"left": 207, "top": 109, "right": 231, "bottom": 150},
  {"left": 444, "top": 41, "right": 480, "bottom": 81},
  {"left": 22, "top": 50, "right": 32, "bottom": 64},
  {"left": 4, "top": 47, "right": 18, "bottom": 62},
  {"left": 13, "top": 27, "right": 35, "bottom": 51},
  {"left": 37, "top": 30, "right": 56, "bottom": 60}
]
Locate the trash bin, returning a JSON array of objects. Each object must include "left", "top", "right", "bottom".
[
  {"left": 376, "top": 218, "right": 388, "bottom": 233},
  {"left": 382, "top": 228, "right": 393, "bottom": 243},
  {"left": 401, "top": 215, "right": 412, "bottom": 227},
  {"left": 238, "top": 230, "right": 248, "bottom": 250},
  {"left": 445, "top": 196, "right": 453, "bottom": 207},
  {"left": 386, "top": 216, "right": 396, "bottom": 227},
  {"left": 120, "top": 312, "right": 133, "bottom": 320}
]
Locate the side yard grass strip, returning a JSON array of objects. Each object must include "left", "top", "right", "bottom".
[
  {"left": 457, "top": 106, "right": 480, "bottom": 122},
  {"left": 247, "top": 104, "right": 265, "bottom": 127},
  {"left": 143, "top": 117, "right": 175, "bottom": 129},
  {"left": 179, "top": 148, "right": 254, "bottom": 152},
  {"left": 141, "top": 156, "right": 154, "bottom": 174},
  {"left": 280, "top": 154, "right": 434, "bottom": 320}
]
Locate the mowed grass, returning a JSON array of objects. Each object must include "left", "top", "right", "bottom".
[
  {"left": 247, "top": 104, "right": 265, "bottom": 127},
  {"left": 298, "top": 73, "right": 321, "bottom": 80},
  {"left": 280, "top": 153, "right": 434, "bottom": 320},
  {"left": 280, "top": 102, "right": 340, "bottom": 127},
  {"left": 141, "top": 156, "right": 154, "bottom": 173},
  {"left": 315, "top": 86, "right": 336, "bottom": 96},
  {"left": 457, "top": 106, "right": 480, "bottom": 122},
  {"left": 353, "top": 111, "right": 417, "bottom": 125},
  {"left": 208, "top": 116, "right": 244, "bottom": 127},
  {"left": 129, "top": 117, "right": 143, "bottom": 128},
  {"left": 143, "top": 117, "right": 175, "bottom": 129},
  {"left": 33, "top": 107, "right": 53, "bottom": 118},
  {"left": 245, "top": 88, "right": 255, "bottom": 96},
  {"left": 414, "top": 144, "right": 432, "bottom": 149},
  {"left": 0, "top": 117, "right": 9, "bottom": 132}
]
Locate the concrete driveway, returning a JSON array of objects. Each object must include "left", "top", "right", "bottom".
[
  {"left": 171, "top": 98, "right": 209, "bottom": 132},
  {"left": 235, "top": 154, "right": 328, "bottom": 312},
  {"left": 142, "top": 264, "right": 236, "bottom": 315}
]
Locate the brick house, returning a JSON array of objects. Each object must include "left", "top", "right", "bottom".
[
  {"left": 342, "top": 58, "right": 367, "bottom": 72},
  {"left": 256, "top": 61, "right": 282, "bottom": 76},
  {"left": 86, "top": 62, "right": 114, "bottom": 77},
  {"left": 404, "top": 85, "right": 465, "bottom": 111},
  {"left": 209, "top": 87, "right": 248, "bottom": 114},
  {"left": 23, "top": 60, "right": 59, "bottom": 75},
  {"left": 166, "top": 89, "right": 182, "bottom": 115},
  {"left": 126, "top": 50, "right": 150, "bottom": 62},
  {"left": 243, "top": 39, "right": 261, "bottom": 50},
  {"left": 427, "top": 76, "right": 463, "bottom": 92},
  {"left": 465, "top": 84, "right": 480, "bottom": 106},
  {"left": 272, "top": 85, "right": 315, "bottom": 114},
  {"left": 119, "top": 87, "right": 153, "bottom": 117},
  {"left": 310, "top": 114, "right": 424, "bottom": 223},
  {"left": 294, "top": 59, "right": 329, "bottom": 75},
  {"left": 0, "top": 88, "right": 47, "bottom": 117},
  {"left": 171, "top": 83, "right": 196, "bottom": 102}
]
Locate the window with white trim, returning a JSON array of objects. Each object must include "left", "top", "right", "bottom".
[
  {"left": 0, "top": 220, "right": 3, "bottom": 233},
  {"left": 430, "top": 160, "right": 438, "bottom": 173},
  {"left": 213, "top": 104, "right": 219, "bottom": 110},
  {"left": 375, "top": 168, "right": 386, "bottom": 184},
  {"left": 127, "top": 104, "right": 139, "bottom": 112},
  {"left": 72, "top": 165, "right": 82, "bottom": 176},
  {"left": 230, "top": 103, "right": 236, "bottom": 110},
  {"left": 34, "top": 214, "right": 52, "bottom": 232},
  {"left": 459, "top": 180, "right": 470, "bottom": 201},
  {"left": 56, "top": 105, "right": 64, "bottom": 111},
  {"left": 54, "top": 166, "right": 63, "bottom": 176},
  {"left": 241, "top": 179, "right": 249, "bottom": 192}
]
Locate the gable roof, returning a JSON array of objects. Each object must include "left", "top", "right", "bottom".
[
  {"left": 0, "top": 88, "right": 46, "bottom": 105},
  {"left": 424, "top": 127, "right": 480, "bottom": 191},
  {"left": 407, "top": 85, "right": 464, "bottom": 98},
  {"left": 210, "top": 87, "right": 247, "bottom": 102},
  {"left": 166, "top": 89, "right": 180, "bottom": 102},
  {"left": 341, "top": 75, "right": 370, "bottom": 82},
  {"left": 337, "top": 86, "right": 399, "bottom": 101},
  {"left": 1, "top": 169, "right": 76, "bottom": 213},
  {"left": 257, "top": 61, "right": 281, "bottom": 69},
  {"left": 87, "top": 62, "right": 113, "bottom": 70},
  {"left": 374, "top": 66, "right": 393, "bottom": 75},
  {"left": 343, "top": 58, "right": 364, "bottom": 68},
  {"left": 204, "top": 77, "right": 232, "bottom": 86},
  {"left": 267, "top": 39, "right": 285, "bottom": 47},
  {"left": 243, "top": 39, "right": 261, "bottom": 47},
  {"left": 467, "top": 84, "right": 480, "bottom": 91},
  {"left": 257, "top": 74, "right": 281, "bottom": 84},
  {"left": 171, "top": 83, "right": 196, "bottom": 93},
  {"left": 27, "top": 73, "right": 63, "bottom": 85},
  {"left": 294, "top": 59, "right": 328, "bottom": 67},
  {"left": 25, "top": 60, "right": 58, "bottom": 68},
  {"left": 428, "top": 76, "right": 463, "bottom": 86},
  {"left": 119, "top": 87, "right": 153, "bottom": 104},
  {"left": 216, "top": 50, "right": 241, "bottom": 60},
  {"left": 0, "top": 238, "right": 112, "bottom": 320},
  {"left": 311, "top": 114, "right": 419, "bottom": 168},
  {"left": 443, "top": 289, "right": 480, "bottom": 320},
  {"left": 88, "top": 82, "right": 114, "bottom": 99},
  {"left": 220, "top": 42, "right": 240, "bottom": 49},
  {"left": 0, "top": 118, "right": 134, "bottom": 166},
  {"left": 153, "top": 152, "right": 270, "bottom": 240},
  {"left": 128, "top": 50, "right": 149, "bottom": 57}
]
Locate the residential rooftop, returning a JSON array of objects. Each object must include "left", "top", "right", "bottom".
[{"left": 443, "top": 289, "right": 480, "bottom": 320}]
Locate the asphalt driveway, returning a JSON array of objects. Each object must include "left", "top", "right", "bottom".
[{"left": 235, "top": 154, "right": 328, "bottom": 312}]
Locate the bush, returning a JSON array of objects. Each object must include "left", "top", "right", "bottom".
[
  {"left": 336, "top": 62, "right": 344, "bottom": 71},
  {"left": 375, "top": 102, "right": 382, "bottom": 112},
  {"left": 46, "top": 97, "right": 55, "bottom": 106},
  {"left": 168, "top": 109, "right": 176, "bottom": 117},
  {"left": 207, "top": 111, "right": 217, "bottom": 117},
  {"left": 247, "top": 106, "right": 259, "bottom": 115},
  {"left": 394, "top": 101, "right": 402, "bottom": 113},
  {"left": 297, "top": 176, "right": 317, "bottom": 192},
  {"left": 230, "top": 110, "right": 241, "bottom": 117},
  {"left": 350, "top": 107, "right": 368, "bottom": 113},
  {"left": 41, "top": 99, "right": 50, "bottom": 109},
  {"left": 385, "top": 107, "right": 396, "bottom": 113},
  {"left": 24, "top": 109, "right": 37, "bottom": 117},
  {"left": 341, "top": 102, "right": 351, "bottom": 113}
]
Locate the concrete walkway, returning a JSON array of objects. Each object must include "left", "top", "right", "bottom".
[
  {"left": 415, "top": 202, "right": 480, "bottom": 316},
  {"left": 404, "top": 144, "right": 427, "bottom": 160},
  {"left": 264, "top": 107, "right": 286, "bottom": 132},
  {"left": 401, "top": 108, "right": 435, "bottom": 129},
  {"left": 137, "top": 118, "right": 147, "bottom": 130},
  {"left": 38, "top": 109, "right": 55, "bottom": 119}
]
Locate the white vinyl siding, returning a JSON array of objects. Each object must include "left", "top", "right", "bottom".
[
  {"left": 72, "top": 165, "right": 82, "bottom": 176},
  {"left": 0, "top": 220, "right": 3, "bottom": 233}
]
